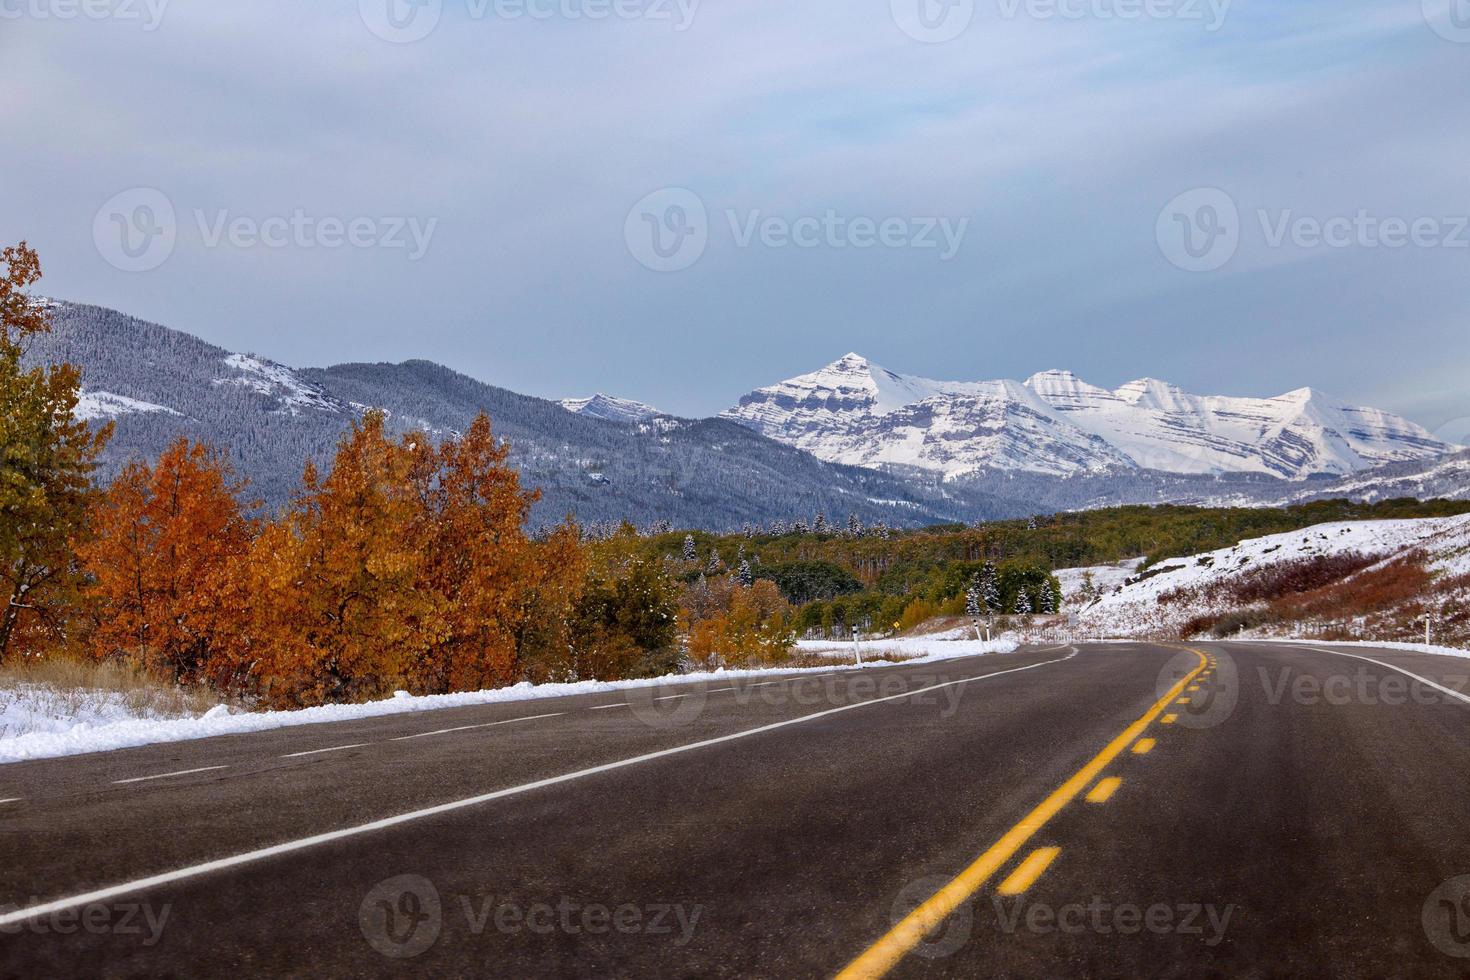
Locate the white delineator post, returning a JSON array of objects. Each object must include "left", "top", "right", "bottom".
[
  {"left": 1425, "top": 613, "right": 1433, "bottom": 647},
  {"left": 852, "top": 626, "right": 863, "bottom": 666}
]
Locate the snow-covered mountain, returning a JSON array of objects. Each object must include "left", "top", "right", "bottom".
[
  {"left": 25, "top": 302, "right": 1015, "bottom": 527},
  {"left": 722, "top": 354, "right": 1457, "bottom": 480},
  {"left": 559, "top": 393, "right": 662, "bottom": 424}
]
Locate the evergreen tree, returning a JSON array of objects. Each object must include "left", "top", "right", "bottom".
[
  {"left": 847, "top": 513, "right": 862, "bottom": 536},
  {"left": 682, "top": 533, "right": 697, "bottom": 562},
  {"left": 1040, "top": 580, "right": 1057, "bottom": 615},
  {"left": 813, "top": 512, "right": 828, "bottom": 534},
  {"left": 965, "top": 574, "right": 982, "bottom": 618},
  {"left": 1014, "top": 590, "right": 1032, "bottom": 615},
  {"left": 706, "top": 549, "right": 724, "bottom": 575},
  {"left": 738, "top": 559, "right": 754, "bottom": 588},
  {"left": 980, "top": 562, "right": 1001, "bottom": 614}
]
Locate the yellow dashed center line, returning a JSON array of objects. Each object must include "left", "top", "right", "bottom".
[
  {"left": 1177, "top": 697, "right": 1191, "bottom": 704},
  {"left": 997, "top": 847, "right": 1061, "bottom": 896},
  {"left": 836, "top": 646, "right": 1208, "bottom": 979},
  {"left": 1085, "top": 777, "right": 1122, "bottom": 803},
  {"left": 1132, "top": 738, "right": 1157, "bottom": 755},
  {"left": 1161, "top": 713, "right": 1179, "bottom": 724}
]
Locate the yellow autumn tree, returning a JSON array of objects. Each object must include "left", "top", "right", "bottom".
[
  {"left": 236, "top": 413, "right": 443, "bottom": 706},
  {"left": 0, "top": 243, "right": 111, "bottom": 662}
]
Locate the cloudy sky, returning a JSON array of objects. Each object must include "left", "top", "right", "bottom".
[{"left": 3, "top": 0, "right": 1468, "bottom": 435}]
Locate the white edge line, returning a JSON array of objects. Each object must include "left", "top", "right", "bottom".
[
  {"left": 113, "top": 765, "right": 229, "bottom": 785},
  {"left": 280, "top": 743, "right": 369, "bottom": 759},
  {"left": 0, "top": 798, "right": 20, "bottom": 804},
  {"left": 1303, "top": 645, "right": 1470, "bottom": 706},
  {"left": 0, "top": 647, "right": 1078, "bottom": 928},
  {"left": 389, "top": 713, "right": 564, "bottom": 741},
  {"left": 588, "top": 703, "right": 630, "bottom": 710}
]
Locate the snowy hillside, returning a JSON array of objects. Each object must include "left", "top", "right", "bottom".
[
  {"left": 723, "top": 355, "right": 1456, "bottom": 480},
  {"left": 560, "top": 393, "right": 662, "bottom": 424},
  {"left": 1077, "top": 514, "right": 1470, "bottom": 641}
]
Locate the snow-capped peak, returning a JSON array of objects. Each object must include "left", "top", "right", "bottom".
[
  {"left": 721, "top": 355, "right": 1457, "bottom": 481},
  {"left": 560, "top": 393, "right": 662, "bottom": 424}
]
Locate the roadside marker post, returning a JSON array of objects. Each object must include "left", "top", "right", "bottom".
[{"left": 852, "top": 626, "right": 863, "bottom": 666}]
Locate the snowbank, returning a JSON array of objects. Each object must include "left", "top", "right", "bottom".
[
  {"left": 1233, "top": 638, "right": 1470, "bottom": 661},
  {"left": 0, "top": 640, "right": 1020, "bottom": 765}
]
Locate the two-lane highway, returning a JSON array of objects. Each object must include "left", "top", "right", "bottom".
[{"left": 2, "top": 641, "right": 1469, "bottom": 977}]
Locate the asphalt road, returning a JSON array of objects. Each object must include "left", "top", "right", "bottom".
[{"left": 2, "top": 640, "right": 1470, "bottom": 978}]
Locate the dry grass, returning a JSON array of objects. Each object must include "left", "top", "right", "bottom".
[{"left": 0, "top": 656, "right": 219, "bottom": 739}]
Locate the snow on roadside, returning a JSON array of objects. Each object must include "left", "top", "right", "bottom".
[
  {"left": 0, "top": 640, "right": 1020, "bottom": 765},
  {"left": 1232, "top": 638, "right": 1470, "bottom": 661},
  {"left": 0, "top": 685, "right": 215, "bottom": 742},
  {"left": 796, "top": 636, "right": 1020, "bottom": 659}
]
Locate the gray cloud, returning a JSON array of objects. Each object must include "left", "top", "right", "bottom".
[{"left": 1, "top": 0, "right": 1465, "bottom": 421}]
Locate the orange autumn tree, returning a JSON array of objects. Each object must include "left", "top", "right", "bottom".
[
  {"left": 413, "top": 413, "right": 581, "bottom": 694},
  {"left": 79, "top": 439, "right": 255, "bottom": 681},
  {"left": 232, "top": 411, "right": 590, "bottom": 707}
]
